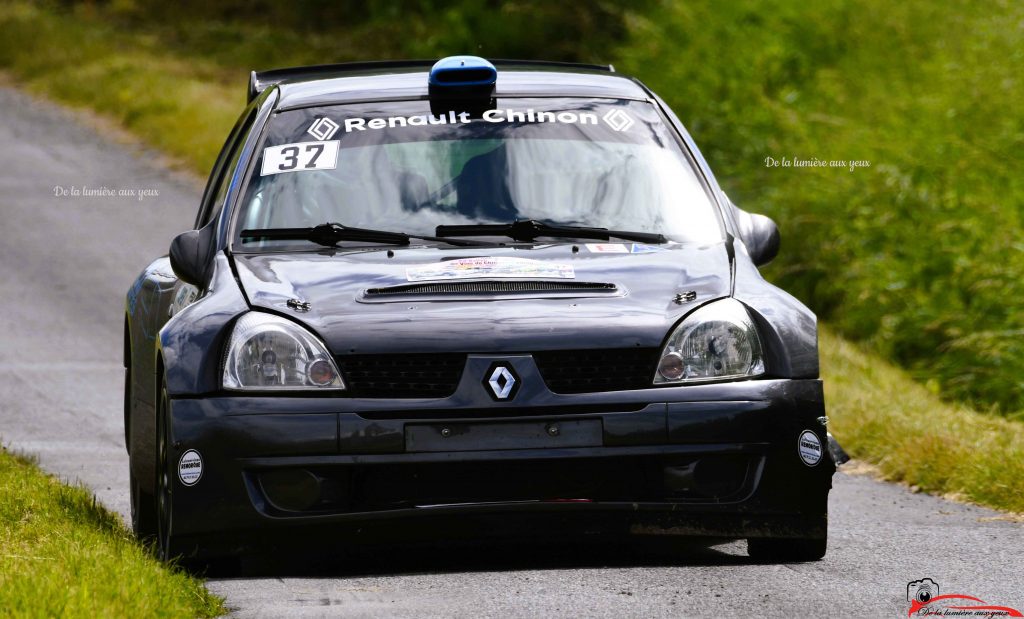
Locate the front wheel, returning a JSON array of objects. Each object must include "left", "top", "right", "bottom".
[
  {"left": 128, "top": 361, "right": 158, "bottom": 542},
  {"left": 155, "top": 375, "right": 177, "bottom": 561},
  {"left": 130, "top": 469, "right": 157, "bottom": 542}
]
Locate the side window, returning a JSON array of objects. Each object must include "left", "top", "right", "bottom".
[{"left": 194, "top": 108, "right": 258, "bottom": 229}]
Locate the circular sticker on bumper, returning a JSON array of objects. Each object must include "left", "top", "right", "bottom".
[
  {"left": 797, "top": 430, "right": 823, "bottom": 466},
  {"left": 178, "top": 449, "right": 203, "bottom": 486}
]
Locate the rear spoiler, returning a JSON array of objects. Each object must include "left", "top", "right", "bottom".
[{"left": 247, "top": 59, "right": 615, "bottom": 103}]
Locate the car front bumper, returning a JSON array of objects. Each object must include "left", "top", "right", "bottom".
[{"left": 165, "top": 377, "right": 834, "bottom": 558}]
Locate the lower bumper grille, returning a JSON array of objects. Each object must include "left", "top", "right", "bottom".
[{"left": 254, "top": 454, "right": 759, "bottom": 515}]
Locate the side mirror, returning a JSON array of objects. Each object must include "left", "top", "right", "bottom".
[
  {"left": 169, "top": 223, "right": 216, "bottom": 288},
  {"left": 735, "top": 210, "right": 781, "bottom": 266}
]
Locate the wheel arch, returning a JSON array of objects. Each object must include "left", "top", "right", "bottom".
[
  {"left": 732, "top": 253, "right": 819, "bottom": 379},
  {"left": 158, "top": 252, "right": 249, "bottom": 397}
]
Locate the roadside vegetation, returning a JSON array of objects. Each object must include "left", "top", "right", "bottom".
[
  {"left": 822, "top": 329, "right": 1024, "bottom": 513},
  {"left": 0, "top": 447, "right": 224, "bottom": 617},
  {"left": 0, "top": 0, "right": 1019, "bottom": 533},
  {"left": 10, "top": 0, "right": 1020, "bottom": 416},
  {"left": 619, "top": 0, "right": 1024, "bottom": 415}
]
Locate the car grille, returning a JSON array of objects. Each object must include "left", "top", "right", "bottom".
[
  {"left": 533, "top": 348, "right": 660, "bottom": 394},
  {"left": 336, "top": 354, "right": 467, "bottom": 398},
  {"left": 336, "top": 348, "right": 660, "bottom": 398}
]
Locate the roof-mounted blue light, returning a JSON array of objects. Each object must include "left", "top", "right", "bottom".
[{"left": 428, "top": 56, "right": 497, "bottom": 88}]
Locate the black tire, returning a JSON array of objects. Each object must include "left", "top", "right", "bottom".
[
  {"left": 155, "top": 375, "right": 177, "bottom": 561},
  {"left": 128, "top": 358, "right": 159, "bottom": 541},
  {"left": 747, "top": 535, "right": 827, "bottom": 562},
  {"left": 124, "top": 366, "right": 132, "bottom": 453},
  {"left": 130, "top": 469, "right": 158, "bottom": 542}
]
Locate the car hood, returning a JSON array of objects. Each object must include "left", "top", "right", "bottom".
[{"left": 232, "top": 242, "right": 732, "bottom": 354}]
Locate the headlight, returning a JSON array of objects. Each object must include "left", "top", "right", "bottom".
[
  {"left": 654, "top": 298, "right": 765, "bottom": 384},
  {"left": 223, "top": 312, "right": 345, "bottom": 391}
]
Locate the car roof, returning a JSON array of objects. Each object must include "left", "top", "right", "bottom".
[{"left": 260, "top": 62, "right": 652, "bottom": 110}]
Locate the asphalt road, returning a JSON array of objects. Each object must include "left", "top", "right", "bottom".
[{"left": 0, "top": 83, "right": 1020, "bottom": 618}]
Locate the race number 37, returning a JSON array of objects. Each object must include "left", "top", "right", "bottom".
[{"left": 261, "top": 141, "right": 340, "bottom": 176}]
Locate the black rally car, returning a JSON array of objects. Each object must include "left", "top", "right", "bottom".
[{"left": 124, "top": 56, "right": 835, "bottom": 563}]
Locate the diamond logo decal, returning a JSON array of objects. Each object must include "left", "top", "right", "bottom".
[
  {"left": 602, "top": 109, "right": 635, "bottom": 132},
  {"left": 307, "top": 117, "right": 340, "bottom": 141},
  {"left": 484, "top": 363, "right": 520, "bottom": 401}
]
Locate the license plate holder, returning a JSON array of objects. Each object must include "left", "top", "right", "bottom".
[{"left": 405, "top": 419, "right": 602, "bottom": 453}]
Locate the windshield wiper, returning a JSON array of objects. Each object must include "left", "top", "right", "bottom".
[
  {"left": 435, "top": 219, "right": 667, "bottom": 244},
  {"left": 240, "top": 223, "right": 493, "bottom": 248}
]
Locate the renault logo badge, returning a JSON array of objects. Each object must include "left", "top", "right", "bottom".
[{"left": 484, "top": 363, "right": 520, "bottom": 401}]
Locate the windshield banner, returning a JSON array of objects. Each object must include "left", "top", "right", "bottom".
[{"left": 334, "top": 108, "right": 634, "bottom": 134}]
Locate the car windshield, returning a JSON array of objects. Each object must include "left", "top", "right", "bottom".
[{"left": 234, "top": 97, "right": 723, "bottom": 249}]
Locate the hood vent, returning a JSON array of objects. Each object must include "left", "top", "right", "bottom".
[{"left": 362, "top": 280, "right": 619, "bottom": 300}]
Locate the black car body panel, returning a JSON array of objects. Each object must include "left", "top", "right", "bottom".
[
  {"left": 233, "top": 243, "right": 732, "bottom": 355},
  {"left": 124, "top": 58, "right": 834, "bottom": 560},
  {"left": 164, "top": 377, "right": 830, "bottom": 557}
]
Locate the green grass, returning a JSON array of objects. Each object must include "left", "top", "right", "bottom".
[
  {"left": 0, "top": 448, "right": 224, "bottom": 617},
  {"left": 0, "top": 0, "right": 1021, "bottom": 524},
  {"left": 0, "top": 2, "right": 242, "bottom": 175},
  {"left": 822, "top": 328, "right": 1024, "bottom": 513}
]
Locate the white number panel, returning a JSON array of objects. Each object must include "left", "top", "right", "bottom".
[{"left": 260, "top": 141, "right": 340, "bottom": 176}]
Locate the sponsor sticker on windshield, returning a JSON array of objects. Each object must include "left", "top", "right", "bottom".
[
  {"left": 585, "top": 243, "right": 628, "bottom": 253},
  {"left": 406, "top": 257, "right": 575, "bottom": 282},
  {"left": 261, "top": 141, "right": 340, "bottom": 176},
  {"left": 630, "top": 243, "right": 666, "bottom": 254}
]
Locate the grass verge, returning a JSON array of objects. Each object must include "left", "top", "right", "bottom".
[
  {"left": 821, "top": 328, "right": 1024, "bottom": 513},
  {"left": 0, "top": 447, "right": 224, "bottom": 617},
  {"left": 0, "top": 2, "right": 241, "bottom": 176},
  {"left": 0, "top": 2, "right": 1020, "bottom": 521}
]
